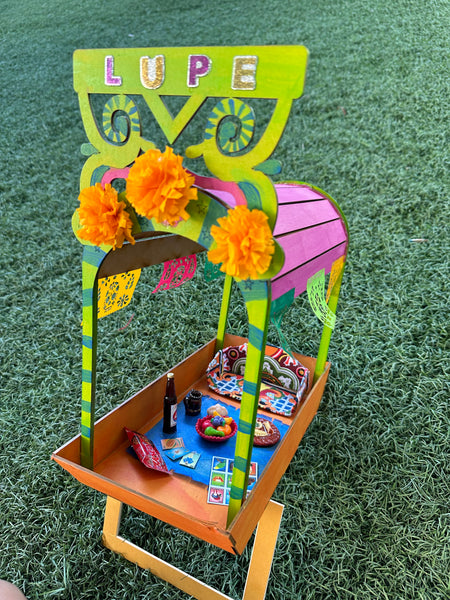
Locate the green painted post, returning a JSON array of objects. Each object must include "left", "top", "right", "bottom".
[
  {"left": 80, "top": 246, "right": 105, "bottom": 469},
  {"left": 215, "top": 274, "right": 233, "bottom": 353},
  {"left": 227, "top": 280, "right": 271, "bottom": 526}
]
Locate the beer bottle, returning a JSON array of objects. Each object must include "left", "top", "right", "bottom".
[{"left": 163, "top": 372, "right": 177, "bottom": 434}]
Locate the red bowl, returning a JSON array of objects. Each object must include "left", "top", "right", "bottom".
[{"left": 195, "top": 416, "right": 237, "bottom": 442}]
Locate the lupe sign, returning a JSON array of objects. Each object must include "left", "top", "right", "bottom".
[{"left": 73, "top": 46, "right": 308, "bottom": 98}]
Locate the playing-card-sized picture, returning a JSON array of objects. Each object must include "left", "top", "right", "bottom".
[
  {"left": 165, "top": 447, "right": 191, "bottom": 461},
  {"left": 161, "top": 437, "right": 185, "bottom": 450},
  {"left": 207, "top": 456, "right": 258, "bottom": 505},
  {"left": 179, "top": 451, "right": 201, "bottom": 469}
]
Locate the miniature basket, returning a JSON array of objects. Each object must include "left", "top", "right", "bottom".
[{"left": 195, "top": 417, "right": 237, "bottom": 442}]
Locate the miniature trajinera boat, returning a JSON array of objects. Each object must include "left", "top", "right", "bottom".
[{"left": 53, "top": 45, "right": 349, "bottom": 599}]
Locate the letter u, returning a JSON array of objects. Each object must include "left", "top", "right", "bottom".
[{"left": 140, "top": 55, "right": 165, "bottom": 89}]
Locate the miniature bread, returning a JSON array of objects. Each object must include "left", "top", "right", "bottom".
[{"left": 206, "top": 403, "right": 228, "bottom": 417}]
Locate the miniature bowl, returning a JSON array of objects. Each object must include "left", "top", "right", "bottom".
[{"left": 195, "top": 416, "right": 237, "bottom": 442}]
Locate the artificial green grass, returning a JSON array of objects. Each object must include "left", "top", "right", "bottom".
[{"left": 0, "top": 0, "right": 449, "bottom": 598}]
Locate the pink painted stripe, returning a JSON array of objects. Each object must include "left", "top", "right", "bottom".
[
  {"left": 275, "top": 183, "right": 325, "bottom": 204},
  {"left": 275, "top": 220, "right": 348, "bottom": 276},
  {"left": 101, "top": 167, "right": 130, "bottom": 184},
  {"left": 192, "top": 179, "right": 327, "bottom": 209},
  {"left": 100, "top": 169, "right": 245, "bottom": 211},
  {"left": 271, "top": 242, "right": 347, "bottom": 301},
  {"left": 192, "top": 172, "right": 247, "bottom": 208},
  {"left": 274, "top": 199, "right": 341, "bottom": 236},
  {"left": 201, "top": 187, "right": 241, "bottom": 209}
]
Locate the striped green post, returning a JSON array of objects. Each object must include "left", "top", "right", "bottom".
[
  {"left": 215, "top": 274, "right": 233, "bottom": 353},
  {"left": 227, "top": 280, "right": 271, "bottom": 526},
  {"left": 80, "top": 245, "right": 106, "bottom": 468}
]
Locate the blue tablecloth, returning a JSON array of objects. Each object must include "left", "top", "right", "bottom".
[{"left": 142, "top": 395, "right": 289, "bottom": 486}]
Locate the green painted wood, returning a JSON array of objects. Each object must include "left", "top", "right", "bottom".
[
  {"left": 227, "top": 280, "right": 271, "bottom": 525},
  {"left": 80, "top": 245, "right": 107, "bottom": 468},
  {"left": 215, "top": 275, "right": 233, "bottom": 353},
  {"left": 73, "top": 46, "right": 308, "bottom": 98},
  {"left": 74, "top": 46, "right": 308, "bottom": 225}
]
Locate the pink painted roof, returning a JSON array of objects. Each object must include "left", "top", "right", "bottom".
[
  {"left": 99, "top": 172, "right": 348, "bottom": 303},
  {"left": 201, "top": 181, "right": 348, "bottom": 301},
  {"left": 272, "top": 183, "right": 348, "bottom": 301}
]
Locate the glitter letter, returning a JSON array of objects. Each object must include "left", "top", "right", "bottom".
[
  {"left": 140, "top": 55, "right": 165, "bottom": 89},
  {"left": 187, "top": 54, "right": 212, "bottom": 87},
  {"left": 105, "top": 55, "right": 122, "bottom": 86},
  {"left": 232, "top": 56, "right": 258, "bottom": 90}
]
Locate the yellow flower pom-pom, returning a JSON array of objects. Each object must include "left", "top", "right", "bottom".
[
  {"left": 208, "top": 205, "right": 275, "bottom": 279},
  {"left": 77, "top": 183, "right": 135, "bottom": 250},
  {"left": 126, "top": 146, "right": 198, "bottom": 226}
]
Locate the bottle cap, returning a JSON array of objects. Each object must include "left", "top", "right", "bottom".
[{"left": 167, "top": 372, "right": 174, "bottom": 378}]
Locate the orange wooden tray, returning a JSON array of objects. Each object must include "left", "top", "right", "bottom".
[{"left": 52, "top": 334, "right": 329, "bottom": 555}]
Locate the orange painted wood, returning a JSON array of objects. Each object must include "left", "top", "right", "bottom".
[
  {"left": 228, "top": 361, "right": 329, "bottom": 553},
  {"left": 52, "top": 334, "right": 329, "bottom": 555},
  {"left": 54, "top": 449, "right": 234, "bottom": 552},
  {"left": 92, "top": 338, "right": 217, "bottom": 467},
  {"left": 102, "top": 496, "right": 284, "bottom": 600}
]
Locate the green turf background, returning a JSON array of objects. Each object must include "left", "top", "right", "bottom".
[{"left": 0, "top": 1, "right": 448, "bottom": 598}]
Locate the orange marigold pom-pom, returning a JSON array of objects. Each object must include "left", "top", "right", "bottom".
[
  {"left": 208, "top": 205, "right": 275, "bottom": 279},
  {"left": 77, "top": 183, "right": 135, "bottom": 250},
  {"left": 126, "top": 146, "right": 198, "bottom": 226}
]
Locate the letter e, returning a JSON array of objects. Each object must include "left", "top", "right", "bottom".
[{"left": 232, "top": 56, "right": 258, "bottom": 90}]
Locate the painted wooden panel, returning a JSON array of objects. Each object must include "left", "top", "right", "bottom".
[
  {"left": 274, "top": 219, "right": 348, "bottom": 277},
  {"left": 271, "top": 242, "right": 347, "bottom": 301},
  {"left": 74, "top": 46, "right": 308, "bottom": 100},
  {"left": 52, "top": 334, "right": 329, "bottom": 555},
  {"left": 197, "top": 184, "right": 343, "bottom": 240},
  {"left": 275, "top": 183, "right": 325, "bottom": 204},
  {"left": 193, "top": 173, "right": 246, "bottom": 208},
  {"left": 68, "top": 44, "right": 349, "bottom": 534},
  {"left": 273, "top": 200, "right": 341, "bottom": 236}
]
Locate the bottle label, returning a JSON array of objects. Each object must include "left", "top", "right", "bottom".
[{"left": 170, "top": 404, "right": 177, "bottom": 428}]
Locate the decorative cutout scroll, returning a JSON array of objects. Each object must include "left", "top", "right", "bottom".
[
  {"left": 152, "top": 255, "right": 197, "bottom": 293},
  {"left": 307, "top": 269, "right": 336, "bottom": 329},
  {"left": 74, "top": 46, "right": 309, "bottom": 231},
  {"left": 102, "top": 95, "right": 140, "bottom": 143},
  {"left": 205, "top": 98, "right": 255, "bottom": 154}
]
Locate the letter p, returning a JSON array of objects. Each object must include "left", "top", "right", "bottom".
[{"left": 187, "top": 54, "right": 212, "bottom": 87}]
